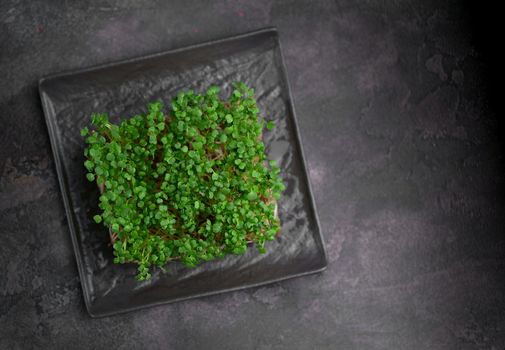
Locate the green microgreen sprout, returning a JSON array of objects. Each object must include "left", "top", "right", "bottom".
[{"left": 81, "top": 83, "right": 285, "bottom": 281}]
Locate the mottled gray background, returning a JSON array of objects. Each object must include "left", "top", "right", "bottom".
[{"left": 1, "top": 1, "right": 504, "bottom": 349}]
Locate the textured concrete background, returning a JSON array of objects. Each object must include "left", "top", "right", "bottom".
[{"left": 1, "top": 1, "right": 504, "bottom": 349}]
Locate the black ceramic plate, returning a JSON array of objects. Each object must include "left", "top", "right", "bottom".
[{"left": 39, "top": 27, "right": 327, "bottom": 317}]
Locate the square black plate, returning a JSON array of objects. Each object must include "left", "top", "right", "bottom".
[{"left": 39, "top": 27, "right": 327, "bottom": 317}]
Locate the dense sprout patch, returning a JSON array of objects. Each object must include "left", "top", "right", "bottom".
[{"left": 81, "top": 83, "right": 284, "bottom": 280}]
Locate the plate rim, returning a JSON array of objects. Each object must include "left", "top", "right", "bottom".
[{"left": 39, "top": 26, "right": 328, "bottom": 318}]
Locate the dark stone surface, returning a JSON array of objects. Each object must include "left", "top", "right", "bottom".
[{"left": 1, "top": 1, "right": 504, "bottom": 349}]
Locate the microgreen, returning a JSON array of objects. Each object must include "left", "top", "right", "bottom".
[{"left": 82, "top": 83, "right": 285, "bottom": 280}]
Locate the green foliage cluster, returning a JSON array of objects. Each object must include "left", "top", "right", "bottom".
[{"left": 81, "top": 83, "right": 284, "bottom": 280}]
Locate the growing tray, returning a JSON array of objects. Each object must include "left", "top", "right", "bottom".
[{"left": 39, "top": 27, "right": 327, "bottom": 317}]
